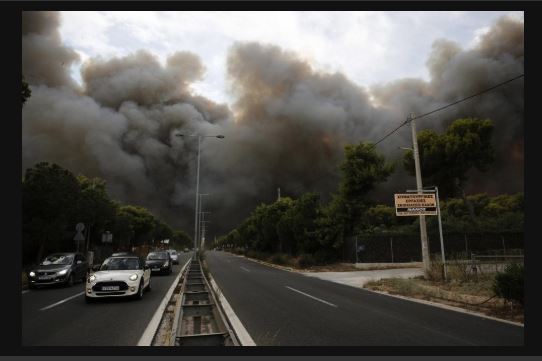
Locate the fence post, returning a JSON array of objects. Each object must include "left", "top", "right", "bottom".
[
  {"left": 390, "top": 237, "right": 394, "bottom": 263},
  {"left": 464, "top": 233, "right": 468, "bottom": 255}
]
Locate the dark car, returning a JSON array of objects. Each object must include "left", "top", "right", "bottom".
[
  {"left": 28, "top": 252, "right": 88, "bottom": 288},
  {"left": 145, "top": 251, "right": 172, "bottom": 275}
]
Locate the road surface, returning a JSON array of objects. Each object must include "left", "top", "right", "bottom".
[
  {"left": 22, "top": 253, "right": 191, "bottom": 346},
  {"left": 205, "top": 251, "right": 524, "bottom": 346}
]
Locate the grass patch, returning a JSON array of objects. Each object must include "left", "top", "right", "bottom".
[{"left": 365, "top": 275, "right": 523, "bottom": 324}]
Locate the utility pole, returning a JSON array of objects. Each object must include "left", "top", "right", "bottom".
[
  {"left": 277, "top": 187, "right": 281, "bottom": 201},
  {"left": 407, "top": 113, "right": 430, "bottom": 276},
  {"left": 194, "top": 136, "right": 201, "bottom": 255},
  {"left": 435, "top": 186, "right": 447, "bottom": 281}
]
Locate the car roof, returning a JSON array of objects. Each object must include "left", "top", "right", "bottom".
[{"left": 46, "top": 252, "right": 76, "bottom": 256}]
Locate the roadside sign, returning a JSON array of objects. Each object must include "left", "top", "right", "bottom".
[
  {"left": 76, "top": 223, "right": 85, "bottom": 232},
  {"left": 74, "top": 231, "right": 85, "bottom": 241},
  {"left": 102, "top": 231, "right": 113, "bottom": 243},
  {"left": 394, "top": 193, "right": 437, "bottom": 216}
]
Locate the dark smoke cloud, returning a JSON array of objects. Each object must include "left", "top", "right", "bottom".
[{"left": 22, "top": 12, "right": 523, "bottom": 236}]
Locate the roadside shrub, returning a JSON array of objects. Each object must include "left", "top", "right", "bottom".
[
  {"left": 313, "top": 249, "right": 336, "bottom": 265},
  {"left": 297, "top": 253, "right": 316, "bottom": 268},
  {"left": 493, "top": 262, "right": 524, "bottom": 305},
  {"left": 427, "top": 256, "right": 444, "bottom": 282},
  {"left": 270, "top": 253, "right": 289, "bottom": 265}
]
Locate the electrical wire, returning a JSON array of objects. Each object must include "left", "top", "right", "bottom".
[{"left": 372, "top": 73, "right": 524, "bottom": 147}]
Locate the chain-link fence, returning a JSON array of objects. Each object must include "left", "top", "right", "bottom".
[{"left": 343, "top": 232, "right": 524, "bottom": 263}]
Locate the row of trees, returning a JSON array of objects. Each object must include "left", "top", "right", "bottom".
[
  {"left": 23, "top": 162, "right": 192, "bottom": 265},
  {"left": 214, "top": 118, "right": 523, "bottom": 264}
]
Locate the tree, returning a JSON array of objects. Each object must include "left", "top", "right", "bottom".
[
  {"left": 22, "top": 76, "right": 31, "bottom": 106},
  {"left": 403, "top": 118, "right": 495, "bottom": 220},
  {"left": 172, "top": 230, "right": 192, "bottom": 249},
  {"left": 335, "top": 142, "right": 394, "bottom": 235},
  {"left": 75, "top": 175, "right": 116, "bottom": 251},
  {"left": 115, "top": 205, "right": 156, "bottom": 246},
  {"left": 23, "top": 163, "right": 81, "bottom": 263}
]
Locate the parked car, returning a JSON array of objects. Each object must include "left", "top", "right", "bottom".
[
  {"left": 28, "top": 252, "right": 88, "bottom": 288},
  {"left": 85, "top": 255, "right": 151, "bottom": 303},
  {"left": 168, "top": 249, "right": 179, "bottom": 265},
  {"left": 145, "top": 251, "right": 172, "bottom": 275}
]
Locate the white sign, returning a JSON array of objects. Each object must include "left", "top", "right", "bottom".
[
  {"left": 101, "top": 232, "right": 113, "bottom": 243},
  {"left": 76, "top": 223, "right": 85, "bottom": 231},
  {"left": 394, "top": 193, "right": 437, "bottom": 216}
]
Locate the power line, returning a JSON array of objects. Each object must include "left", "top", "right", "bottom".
[
  {"left": 372, "top": 73, "right": 524, "bottom": 147},
  {"left": 270, "top": 73, "right": 524, "bottom": 198}
]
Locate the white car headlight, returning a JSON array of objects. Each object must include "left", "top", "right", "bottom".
[
  {"left": 88, "top": 275, "right": 96, "bottom": 283},
  {"left": 29, "top": 271, "right": 35, "bottom": 277},
  {"left": 58, "top": 269, "right": 68, "bottom": 276},
  {"left": 163, "top": 261, "right": 169, "bottom": 267},
  {"left": 129, "top": 274, "right": 138, "bottom": 281}
]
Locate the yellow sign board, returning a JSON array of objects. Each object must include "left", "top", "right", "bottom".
[{"left": 394, "top": 193, "right": 437, "bottom": 216}]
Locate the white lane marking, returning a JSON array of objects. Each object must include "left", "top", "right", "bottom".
[
  {"left": 285, "top": 286, "right": 338, "bottom": 308},
  {"left": 137, "top": 257, "right": 192, "bottom": 346},
  {"left": 240, "top": 266, "right": 250, "bottom": 272},
  {"left": 208, "top": 274, "right": 256, "bottom": 346},
  {"left": 40, "top": 292, "right": 85, "bottom": 311},
  {"left": 22, "top": 290, "right": 29, "bottom": 294}
]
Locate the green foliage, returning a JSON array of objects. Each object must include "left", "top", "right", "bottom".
[
  {"left": 172, "top": 230, "right": 192, "bottom": 249},
  {"left": 270, "top": 253, "right": 289, "bottom": 265},
  {"left": 22, "top": 76, "right": 31, "bottom": 106},
  {"left": 22, "top": 162, "right": 190, "bottom": 265},
  {"left": 403, "top": 118, "right": 495, "bottom": 198},
  {"left": 493, "top": 263, "right": 524, "bottom": 305},
  {"left": 297, "top": 253, "right": 316, "bottom": 268},
  {"left": 23, "top": 162, "right": 81, "bottom": 262}
]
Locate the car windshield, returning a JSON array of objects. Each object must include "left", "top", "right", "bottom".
[
  {"left": 40, "top": 254, "right": 73, "bottom": 265},
  {"left": 100, "top": 257, "right": 140, "bottom": 271},
  {"left": 147, "top": 252, "right": 167, "bottom": 260},
  {"left": 170, "top": 251, "right": 177, "bottom": 255}
]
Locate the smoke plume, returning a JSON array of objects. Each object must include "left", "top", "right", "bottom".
[{"left": 22, "top": 12, "right": 524, "bottom": 236}]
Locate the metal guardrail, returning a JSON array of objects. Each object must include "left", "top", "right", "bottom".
[{"left": 174, "top": 259, "right": 239, "bottom": 346}]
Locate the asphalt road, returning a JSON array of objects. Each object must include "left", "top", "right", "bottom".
[
  {"left": 22, "top": 253, "right": 191, "bottom": 346},
  {"left": 205, "top": 251, "right": 524, "bottom": 346}
]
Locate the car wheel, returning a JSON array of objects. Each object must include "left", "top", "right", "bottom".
[
  {"left": 85, "top": 295, "right": 95, "bottom": 303},
  {"left": 66, "top": 274, "right": 75, "bottom": 287},
  {"left": 28, "top": 283, "right": 35, "bottom": 290},
  {"left": 146, "top": 277, "right": 152, "bottom": 292}
]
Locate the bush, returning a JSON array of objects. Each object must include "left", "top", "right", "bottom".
[
  {"left": 270, "top": 253, "right": 289, "bottom": 265},
  {"left": 297, "top": 253, "right": 316, "bottom": 268},
  {"left": 493, "top": 262, "right": 524, "bottom": 305}
]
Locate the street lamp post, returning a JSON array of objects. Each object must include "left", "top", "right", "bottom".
[{"left": 176, "top": 134, "right": 224, "bottom": 256}]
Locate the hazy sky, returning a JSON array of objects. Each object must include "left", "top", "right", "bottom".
[{"left": 59, "top": 11, "right": 523, "bottom": 105}]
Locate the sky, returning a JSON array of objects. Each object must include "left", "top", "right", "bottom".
[
  {"left": 59, "top": 11, "right": 524, "bottom": 106},
  {"left": 23, "top": 11, "right": 524, "bottom": 234}
]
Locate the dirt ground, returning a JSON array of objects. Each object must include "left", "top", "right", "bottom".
[{"left": 365, "top": 277, "right": 524, "bottom": 324}]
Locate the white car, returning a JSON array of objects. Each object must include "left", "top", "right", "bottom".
[
  {"left": 168, "top": 249, "right": 179, "bottom": 265},
  {"left": 85, "top": 255, "right": 151, "bottom": 303}
]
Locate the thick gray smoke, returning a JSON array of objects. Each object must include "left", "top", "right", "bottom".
[{"left": 22, "top": 12, "right": 524, "bottom": 236}]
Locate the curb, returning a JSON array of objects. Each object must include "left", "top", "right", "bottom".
[
  {"left": 362, "top": 287, "right": 524, "bottom": 328},
  {"left": 206, "top": 267, "right": 256, "bottom": 346},
  {"left": 137, "top": 257, "right": 192, "bottom": 346},
  {"left": 226, "top": 252, "right": 523, "bottom": 328}
]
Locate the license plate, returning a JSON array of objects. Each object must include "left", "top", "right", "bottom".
[
  {"left": 38, "top": 276, "right": 50, "bottom": 280},
  {"left": 152, "top": 268, "right": 160, "bottom": 271},
  {"left": 102, "top": 286, "right": 119, "bottom": 291}
]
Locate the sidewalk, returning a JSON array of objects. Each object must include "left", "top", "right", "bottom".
[{"left": 302, "top": 267, "right": 424, "bottom": 288}]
